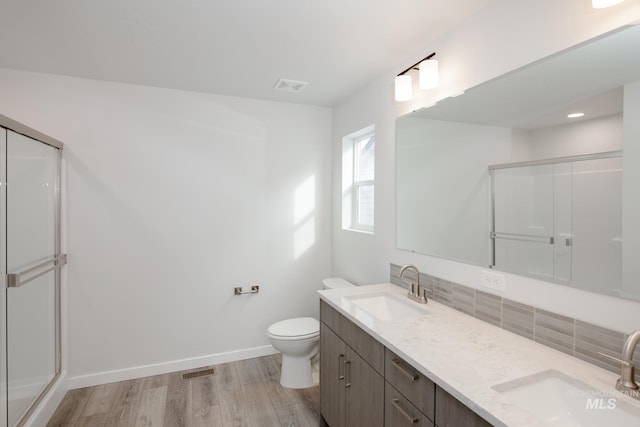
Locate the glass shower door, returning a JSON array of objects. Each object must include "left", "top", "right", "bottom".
[
  {"left": 492, "top": 164, "right": 557, "bottom": 280},
  {"left": 490, "top": 152, "right": 622, "bottom": 292},
  {"left": 4, "top": 130, "right": 61, "bottom": 426}
]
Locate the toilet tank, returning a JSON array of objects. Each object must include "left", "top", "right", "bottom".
[{"left": 322, "top": 277, "right": 355, "bottom": 289}]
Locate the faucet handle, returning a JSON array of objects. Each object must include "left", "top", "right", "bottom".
[{"left": 598, "top": 352, "right": 634, "bottom": 367}]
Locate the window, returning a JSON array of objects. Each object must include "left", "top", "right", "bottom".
[{"left": 342, "top": 126, "right": 375, "bottom": 233}]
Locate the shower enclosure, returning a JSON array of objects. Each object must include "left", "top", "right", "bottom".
[
  {"left": 1, "top": 115, "right": 65, "bottom": 427},
  {"left": 490, "top": 151, "right": 622, "bottom": 294}
]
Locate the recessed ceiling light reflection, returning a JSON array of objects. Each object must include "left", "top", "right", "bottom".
[{"left": 567, "top": 112, "right": 585, "bottom": 118}]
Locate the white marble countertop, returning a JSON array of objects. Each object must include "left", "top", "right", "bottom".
[{"left": 318, "top": 283, "right": 640, "bottom": 427}]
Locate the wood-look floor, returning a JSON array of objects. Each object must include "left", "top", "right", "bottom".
[{"left": 47, "top": 354, "right": 320, "bottom": 427}]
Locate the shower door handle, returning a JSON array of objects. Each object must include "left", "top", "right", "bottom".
[
  {"left": 6, "top": 254, "right": 67, "bottom": 288},
  {"left": 490, "top": 231, "right": 554, "bottom": 244}
]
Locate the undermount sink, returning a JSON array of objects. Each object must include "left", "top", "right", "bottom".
[
  {"left": 342, "top": 292, "right": 429, "bottom": 322},
  {"left": 493, "top": 370, "right": 640, "bottom": 426}
]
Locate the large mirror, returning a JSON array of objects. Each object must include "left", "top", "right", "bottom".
[{"left": 396, "top": 25, "right": 640, "bottom": 301}]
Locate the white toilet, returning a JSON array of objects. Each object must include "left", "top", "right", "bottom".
[{"left": 267, "top": 277, "right": 354, "bottom": 389}]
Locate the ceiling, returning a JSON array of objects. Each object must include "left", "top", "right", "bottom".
[{"left": 0, "top": 0, "right": 493, "bottom": 107}]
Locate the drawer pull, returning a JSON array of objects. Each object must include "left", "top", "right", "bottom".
[
  {"left": 345, "top": 360, "right": 352, "bottom": 388},
  {"left": 338, "top": 354, "right": 345, "bottom": 380},
  {"left": 391, "top": 358, "right": 419, "bottom": 381},
  {"left": 392, "top": 398, "right": 419, "bottom": 424}
]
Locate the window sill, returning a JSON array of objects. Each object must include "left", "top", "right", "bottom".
[{"left": 343, "top": 227, "right": 374, "bottom": 235}]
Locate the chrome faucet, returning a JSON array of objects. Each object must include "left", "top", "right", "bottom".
[
  {"left": 618, "top": 331, "right": 640, "bottom": 394},
  {"left": 600, "top": 329, "right": 640, "bottom": 399},
  {"left": 399, "top": 264, "right": 427, "bottom": 304}
]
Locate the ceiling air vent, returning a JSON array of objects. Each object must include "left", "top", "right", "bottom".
[{"left": 273, "top": 78, "right": 308, "bottom": 93}]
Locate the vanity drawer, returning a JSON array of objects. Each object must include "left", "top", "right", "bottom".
[
  {"left": 320, "top": 299, "right": 341, "bottom": 333},
  {"left": 385, "top": 382, "right": 434, "bottom": 427},
  {"left": 320, "top": 300, "right": 384, "bottom": 374},
  {"left": 385, "top": 348, "right": 435, "bottom": 420}
]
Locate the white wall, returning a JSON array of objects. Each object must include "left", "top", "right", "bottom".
[
  {"left": 0, "top": 69, "right": 332, "bottom": 387},
  {"left": 332, "top": 0, "right": 640, "bottom": 332}
]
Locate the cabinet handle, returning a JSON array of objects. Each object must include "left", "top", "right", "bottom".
[
  {"left": 338, "top": 354, "right": 345, "bottom": 380},
  {"left": 391, "top": 358, "right": 419, "bottom": 381},
  {"left": 345, "top": 360, "right": 352, "bottom": 388},
  {"left": 392, "top": 398, "right": 419, "bottom": 424}
]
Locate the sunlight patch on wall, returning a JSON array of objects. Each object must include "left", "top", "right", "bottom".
[
  {"left": 294, "top": 175, "right": 316, "bottom": 259},
  {"left": 295, "top": 175, "right": 315, "bottom": 223},
  {"left": 294, "top": 217, "right": 316, "bottom": 259}
]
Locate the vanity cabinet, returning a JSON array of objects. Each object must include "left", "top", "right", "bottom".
[
  {"left": 319, "top": 299, "right": 493, "bottom": 427},
  {"left": 435, "top": 386, "right": 492, "bottom": 427},
  {"left": 320, "top": 301, "right": 384, "bottom": 427}
]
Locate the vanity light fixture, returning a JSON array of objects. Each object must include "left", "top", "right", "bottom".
[
  {"left": 567, "top": 112, "right": 585, "bottom": 118},
  {"left": 592, "top": 0, "right": 624, "bottom": 8},
  {"left": 395, "top": 52, "right": 438, "bottom": 101}
]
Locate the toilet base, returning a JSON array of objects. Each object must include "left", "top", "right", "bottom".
[{"left": 279, "top": 351, "right": 318, "bottom": 389}]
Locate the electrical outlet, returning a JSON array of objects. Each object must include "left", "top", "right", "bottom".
[{"left": 481, "top": 270, "right": 506, "bottom": 292}]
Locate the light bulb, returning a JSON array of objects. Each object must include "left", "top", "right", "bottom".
[
  {"left": 419, "top": 59, "right": 439, "bottom": 90},
  {"left": 395, "top": 74, "right": 412, "bottom": 101}
]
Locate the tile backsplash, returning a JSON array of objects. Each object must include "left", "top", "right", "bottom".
[{"left": 390, "top": 263, "right": 640, "bottom": 383}]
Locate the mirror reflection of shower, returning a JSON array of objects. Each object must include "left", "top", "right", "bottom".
[{"left": 490, "top": 152, "right": 622, "bottom": 295}]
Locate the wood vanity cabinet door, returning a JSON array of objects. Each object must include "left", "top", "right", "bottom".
[
  {"left": 435, "top": 386, "right": 493, "bottom": 427},
  {"left": 319, "top": 302, "right": 384, "bottom": 427},
  {"left": 320, "top": 322, "right": 347, "bottom": 427},
  {"left": 345, "top": 346, "right": 384, "bottom": 427}
]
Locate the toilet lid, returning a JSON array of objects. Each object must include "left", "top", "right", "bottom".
[{"left": 268, "top": 317, "right": 319, "bottom": 338}]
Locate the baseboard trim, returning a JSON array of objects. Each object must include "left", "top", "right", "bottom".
[{"left": 66, "top": 345, "right": 278, "bottom": 390}]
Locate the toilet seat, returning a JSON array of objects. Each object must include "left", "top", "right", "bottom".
[{"left": 267, "top": 317, "right": 319, "bottom": 340}]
